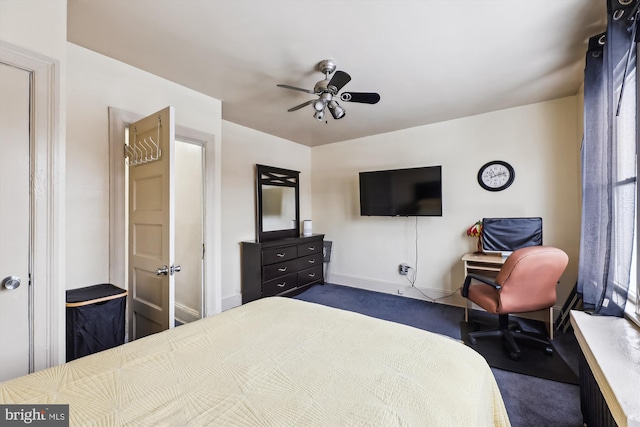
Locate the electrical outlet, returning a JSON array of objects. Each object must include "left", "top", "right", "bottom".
[{"left": 399, "top": 263, "right": 409, "bottom": 275}]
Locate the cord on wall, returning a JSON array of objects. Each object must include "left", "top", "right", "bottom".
[{"left": 404, "top": 216, "right": 462, "bottom": 303}]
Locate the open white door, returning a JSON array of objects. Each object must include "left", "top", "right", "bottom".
[{"left": 128, "top": 106, "right": 176, "bottom": 340}]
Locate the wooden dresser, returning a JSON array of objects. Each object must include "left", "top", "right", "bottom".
[{"left": 241, "top": 234, "right": 324, "bottom": 303}]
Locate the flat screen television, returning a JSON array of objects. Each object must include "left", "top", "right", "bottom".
[
  {"left": 481, "top": 217, "right": 543, "bottom": 257},
  {"left": 359, "top": 166, "right": 442, "bottom": 216}
]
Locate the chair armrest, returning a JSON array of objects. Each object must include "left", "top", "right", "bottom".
[{"left": 461, "top": 273, "right": 501, "bottom": 297}]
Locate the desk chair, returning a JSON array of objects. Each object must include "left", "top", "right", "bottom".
[{"left": 461, "top": 246, "right": 568, "bottom": 361}]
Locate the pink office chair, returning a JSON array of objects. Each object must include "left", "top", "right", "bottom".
[{"left": 461, "top": 246, "right": 569, "bottom": 361}]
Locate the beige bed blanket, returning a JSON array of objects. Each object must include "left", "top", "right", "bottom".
[{"left": 1, "top": 297, "right": 510, "bottom": 426}]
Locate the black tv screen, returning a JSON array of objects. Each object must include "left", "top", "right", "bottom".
[
  {"left": 481, "top": 217, "right": 543, "bottom": 254},
  {"left": 359, "top": 166, "right": 442, "bottom": 216}
]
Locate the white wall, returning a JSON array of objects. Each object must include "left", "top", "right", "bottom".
[
  {"left": 66, "top": 43, "right": 223, "bottom": 315},
  {"left": 221, "top": 121, "right": 311, "bottom": 309},
  {"left": 0, "top": 1, "right": 67, "bottom": 60},
  {"left": 311, "top": 96, "right": 581, "bottom": 309}
]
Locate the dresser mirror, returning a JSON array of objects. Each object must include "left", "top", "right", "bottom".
[{"left": 256, "top": 164, "right": 300, "bottom": 242}]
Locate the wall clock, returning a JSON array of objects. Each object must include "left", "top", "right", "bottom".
[{"left": 477, "top": 160, "right": 515, "bottom": 191}]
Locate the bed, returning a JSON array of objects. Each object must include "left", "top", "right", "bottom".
[{"left": 0, "top": 297, "right": 510, "bottom": 426}]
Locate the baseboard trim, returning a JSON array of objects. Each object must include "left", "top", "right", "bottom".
[
  {"left": 330, "top": 273, "right": 466, "bottom": 305},
  {"left": 329, "top": 273, "right": 562, "bottom": 323},
  {"left": 222, "top": 294, "right": 242, "bottom": 312}
]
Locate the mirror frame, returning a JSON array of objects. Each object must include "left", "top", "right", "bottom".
[{"left": 256, "top": 164, "right": 300, "bottom": 242}]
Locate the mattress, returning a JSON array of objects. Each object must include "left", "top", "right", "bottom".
[{"left": 0, "top": 297, "right": 510, "bottom": 426}]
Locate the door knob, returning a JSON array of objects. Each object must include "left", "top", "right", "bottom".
[
  {"left": 155, "top": 265, "right": 169, "bottom": 275},
  {"left": 170, "top": 265, "right": 181, "bottom": 275},
  {"left": 2, "top": 276, "right": 21, "bottom": 290}
]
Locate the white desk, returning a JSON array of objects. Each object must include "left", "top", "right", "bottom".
[
  {"left": 462, "top": 252, "right": 506, "bottom": 276},
  {"left": 462, "top": 252, "right": 554, "bottom": 339}
]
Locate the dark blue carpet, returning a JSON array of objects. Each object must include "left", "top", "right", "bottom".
[
  {"left": 294, "top": 283, "right": 583, "bottom": 427},
  {"left": 294, "top": 281, "right": 463, "bottom": 338}
]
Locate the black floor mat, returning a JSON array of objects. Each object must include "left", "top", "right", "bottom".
[{"left": 460, "top": 321, "right": 579, "bottom": 385}]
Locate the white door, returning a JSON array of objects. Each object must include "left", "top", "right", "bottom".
[
  {"left": 128, "top": 106, "right": 176, "bottom": 340},
  {"left": 0, "top": 63, "right": 32, "bottom": 381}
]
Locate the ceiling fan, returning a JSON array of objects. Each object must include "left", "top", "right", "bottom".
[{"left": 277, "top": 59, "right": 380, "bottom": 121}]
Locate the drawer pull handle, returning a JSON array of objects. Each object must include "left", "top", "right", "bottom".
[
  {"left": 276, "top": 253, "right": 286, "bottom": 257},
  {"left": 308, "top": 273, "right": 316, "bottom": 278},
  {"left": 308, "top": 259, "right": 315, "bottom": 264},
  {"left": 277, "top": 282, "right": 287, "bottom": 288},
  {"left": 278, "top": 267, "right": 287, "bottom": 272},
  {"left": 308, "top": 246, "right": 315, "bottom": 251}
]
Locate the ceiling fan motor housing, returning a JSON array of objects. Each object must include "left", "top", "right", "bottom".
[
  {"left": 314, "top": 80, "right": 329, "bottom": 94},
  {"left": 317, "top": 59, "right": 337, "bottom": 76}
]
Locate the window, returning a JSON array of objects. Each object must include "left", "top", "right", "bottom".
[
  {"left": 627, "top": 224, "right": 638, "bottom": 324},
  {"left": 623, "top": 44, "right": 639, "bottom": 326}
]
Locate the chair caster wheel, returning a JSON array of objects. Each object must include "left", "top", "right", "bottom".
[
  {"left": 509, "top": 351, "right": 520, "bottom": 361},
  {"left": 544, "top": 346, "right": 553, "bottom": 356},
  {"left": 470, "top": 336, "right": 477, "bottom": 345}
]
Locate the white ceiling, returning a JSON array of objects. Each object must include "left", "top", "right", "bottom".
[{"left": 67, "top": 0, "right": 606, "bottom": 147}]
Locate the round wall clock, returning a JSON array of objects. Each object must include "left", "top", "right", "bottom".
[{"left": 477, "top": 160, "right": 515, "bottom": 191}]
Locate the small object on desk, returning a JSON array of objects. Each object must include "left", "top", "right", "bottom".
[{"left": 466, "top": 220, "right": 483, "bottom": 254}]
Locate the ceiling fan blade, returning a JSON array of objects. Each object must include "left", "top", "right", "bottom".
[
  {"left": 340, "top": 92, "right": 380, "bottom": 104},
  {"left": 328, "top": 71, "right": 351, "bottom": 92},
  {"left": 287, "top": 99, "right": 315, "bottom": 112},
  {"left": 277, "top": 84, "right": 315, "bottom": 94}
]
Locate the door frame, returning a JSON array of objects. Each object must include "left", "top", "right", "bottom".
[
  {"left": 108, "top": 107, "right": 217, "bottom": 337},
  {"left": 0, "top": 41, "right": 63, "bottom": 370}
]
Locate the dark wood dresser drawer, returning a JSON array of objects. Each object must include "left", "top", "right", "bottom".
[
  {"left": 298, "top": 265, "right": 323, "bottom": 286},
  {"left": 263, "top": 272, "right": 298, "bottom": 297},
  {"left": 298, "top": 253, "right": 322, "bottom": 271},
  {"left": 262, "top": 245, "right": 297, "bottom": 265},
  {"left": 297, "top": 241, "right": 321, "bottom": 257},
  {"left": 263, "top": 259, "right": 298, "bottom": 281},
  {"left": 241, "top": 234, "right": 325, "bottom": 304}
]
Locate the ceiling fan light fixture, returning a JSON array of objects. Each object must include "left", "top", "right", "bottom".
[
  {"left": 328, "top": 100, "right": 345, "bottom": 119},
  {"left": 277, "top": 59, "right": 379, "bottom": 122}
]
